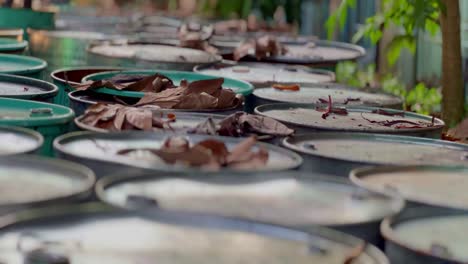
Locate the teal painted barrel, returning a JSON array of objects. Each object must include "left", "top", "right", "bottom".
[
  {"left": 0, "top": 54, "right": 47, "bottom": 79},
  {"left": 0, "top": 8, "right": 54, "bottom": 40},
  {"left": 0, "top": 98, "right": 74, "bottom": 156},
  {"left": 0, "top": 73, "right": 58, "bottom": 102},
  {"left": 0, "top": 37, "right": 28, "bottom": 54},
  {"left": 51, "top": 66, "right": 124, "bottom": 106}
]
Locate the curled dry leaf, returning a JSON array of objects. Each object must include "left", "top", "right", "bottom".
[
  {"left": 134, "top": 78, "right": 242, "bottom": 110},
  {"left": 272, "top": 83, "right": 300, "bottom": 91},
  {"left": 234, "top": 35, "right": 287, "bottom": 61},
  {"left": 81, "top": 104, "right": 176, "bottom": 131},
  {"left": 74, "top": 73, "right": 175, "bottom": 93},
  {"left": 117, "top": 136, "right": 268, "bottom": 171}
]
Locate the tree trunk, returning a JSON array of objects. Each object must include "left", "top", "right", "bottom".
[{"left": 440, "top": 0, "right": 464, "bottom": 127}]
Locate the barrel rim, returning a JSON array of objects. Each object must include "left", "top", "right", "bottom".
[
  {"left": 193, "top": 61, "right": 336, "bottom": 85},
  {"left": 255, "top": 103, "right": 444, "bottom": 134},
  {"left": 351, "top": 165, "right": 468, "bottom": 210},
  {"left": 0, "top": 154, "right": 96, "bottom": 208},
  {"left": 0, "top": 202, "right": 389, "bottom": 263},
  {"left": 53, "top": 130, "right": 304, "bottom": 172},
  {"left": 0, "top": 53, "right": 47, "bottom": 75},
  {"left": 0, "top": 97, "right": 75, "bottom": 126},
  {"left": 50, "top": 66, "right": 128, "bottom": 86},
  {"left": 381, "top": 206, "right": 468, "bottom": 264},
  {"left": 81, "top": 69, "right": 254, "bottom": 97},
  {"left": 95, "top": 170, "right": 405, "bottom": 227},
  {"left": 282, "top": 132, "right": 468, "bottom": 165},
  {"left": 0, "top": 73, "right": 58, "bottom": 99},
  {"left": 0, "top": 125, "right": 44, "bottom": 154}
]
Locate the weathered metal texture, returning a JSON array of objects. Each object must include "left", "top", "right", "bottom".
[
  {"left": 0, "top": 155, "right": 95, "bottom": 216},
  {"left": 0, "top": 73, "right": 58, "bottom": 102},
  {"left": 87, "top": 43, "right": 222, "bottom": 71},
  {"left": 53, "top": 131, "right": 303, "bottom": 178},
  {"left": 255, "top": 103, "right": 443, "bottom": 138},
  {"left": 67, "top": 90, "right": 244, "bottom": 117},
  {"left": 51, "top": 66, "right": 125, "bottom": 106},
  {"left": 194, "top": 61, "right": 335, "bottom": 88},
  {"left": 251, "top": 83, "right": 402, "bottom": 109},
  {"left": 96, "top": 171, "right": 403, "bottom": 247},
  {"left": 0, "top": 126, "right": 43, "bottom": 155},
  {"left": 351, "top": 165, "right": 468, "bottom": 210},
  {"left": 283, "top": 132, "right": 468, "bottom": 177},
  {"left": 382, "top": 206, "right": 468, "bottom": 264},
  {"left": 0, "top": 203, "right": 388, "bottom": 263}
]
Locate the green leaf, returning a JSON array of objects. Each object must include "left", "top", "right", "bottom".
[{"left": 386, "top": 35, "right": 416, "bottom": 65}]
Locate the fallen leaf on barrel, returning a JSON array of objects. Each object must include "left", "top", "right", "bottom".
[
  {"left": 178, "top": 23, "right": 219, "bottom": 55},
  {"left": 234, "top": 35, "right": 288, "bottom": 61},
  {"left": 272, "top": 83, "right": 300, "bottom": 91},
  {"left": 74, "top": 73, "right": 175, "bottom": 92},
  {"left": 134, "top": 78, "right": 242, "bottom": 110},
  {"left": 117, "top": 136, "right": 268, "bottom": 170},
  {"left": 81, "top": 104, "right": 175, "bottom": 131}
]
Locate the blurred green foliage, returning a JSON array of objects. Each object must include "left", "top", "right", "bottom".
[
  {"left": 335, "top": 61, "right": 441, "bottom": 115},
  {"left": 327, "top": 0, "right": 442, "bottom": 66},
  {"left": 197, "top": 0, "right": 300, "bottom": 23}
]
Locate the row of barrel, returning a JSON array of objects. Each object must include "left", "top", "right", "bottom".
[{"left": 0, "top": 18, "right": 466, "bottom": 264}]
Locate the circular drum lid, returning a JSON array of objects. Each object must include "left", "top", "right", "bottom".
[
  {"left": 253, "top": 84, "right": 402, "bottom": 108},
  {"left": 97, "top": 172, "right": 403, "bottom": 227},
  {"left": 81, "top": 69, "right": 254, "bottom": 97},
  {"left": 0, "top": 54, "right": 47, "bottom": 75},
  {"left": 351, "top": 166, "right": 468, "bottom": 210},
  {"left": 0, "top": 97, "right": 74, "bottom": 127},
  {"left": 255, "top": 104, "right": 443, "bottom": 133},
  {"left": 75, "top": 111, "right": 225, "bottom": 133},
  {"left": 195, "top": 62, "right": 335, "bottom": 85},
  {"left": 0, "top": 126, "right": 43, "bottom": 155},
  {"left": 0, "top": 155, "right": 94, "bottom": 207},
  {"left": 256, "top": 40, "right": 365, "bottom": 64},
  {"left": 0, "top": 38, "right": 27, "bottom": 52},
  {"left": 382, "top": 207, "right": 468, "bottom": 263},
  {"left": 54, "top": 131, "right": 303, "bottom": 172},
  {"left": 0, "top": 204, "right": 386, "bottom": 264},
  {"left": 88, "top": 44, "right": 221, "bottom": 64},
  {"left": 0, "top": 74, "right": 58, "bottom": 100},
  {"left": 283, "top": 132, "right": 468, "bottom": 167}
]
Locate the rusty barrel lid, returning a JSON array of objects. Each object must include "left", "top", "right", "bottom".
[
  {"left": 194, "top": 62, "right": 335, "bottom": 86},
  {"left": 283, "top": 132, "right": 468, "bottom": 167},
  {"left": 253, "top": 83, "right": 402, "bottom": 108},
  {"left": 0, "top": 203, "right": 388, "bottom": 263}
]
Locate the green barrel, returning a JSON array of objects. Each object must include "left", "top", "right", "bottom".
[
  {"left": 82, "top": 69, "right": 254, "bottom": 97},
  {"left": 0, "top": 73, "right": 58, "bottom": 102},
  {"left": 0, "top": 53, "right": 47, "bottom": 79},
  {"left": 51, "top": 66, "right": 124, "bottom": 106},
  {"left": 0, "top": 8, "right": 54, "bottom": 40},
  {"left": 0, "top": 97, "right": 74, "bottom": 156},
  {"left": 0, "top": 37, "right": 28, "bottom": 54}
]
